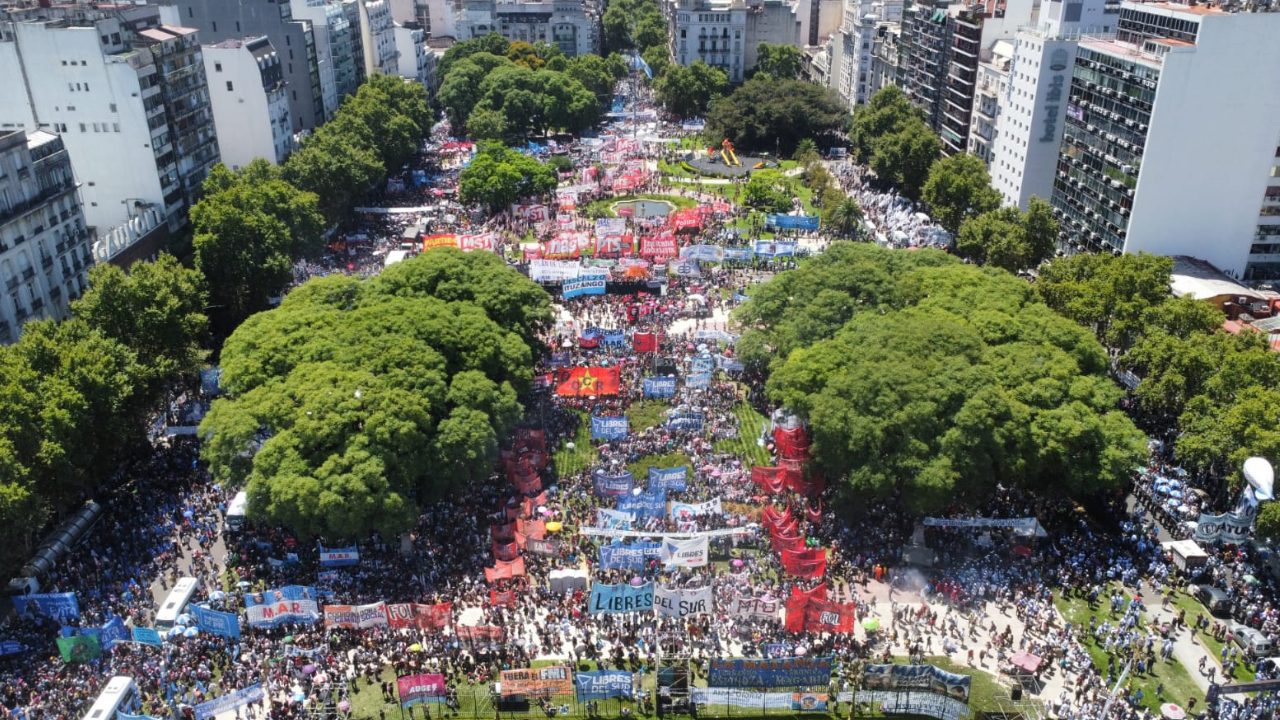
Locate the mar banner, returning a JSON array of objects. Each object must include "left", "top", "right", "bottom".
[
  {"left": 192, "top": 605, "right": 241, "bottom": 639},
  {"left": 500, "top": 666, "right": 573, "bottom": 697},
  {"left": 19, "top": 592, "right": 80, "bottom": 622},
  {"left": 599, "top": 542, "right": 663, "bottom": 570},
  {"left": 660, "top": 536, "right": 709, "bottom": 567},
  {"left": 593, "top": 469, "right": 635, "bottom": 497},
  {"left": 398, "top": 674, "right": 448, "bottom": 706},
  {"left": 591, "top": 415, "right": 629, "bottom": 440},
  {"left": 649, "top": 466, "right": 688, "bottom": 492},
  {"left": 386, "top": 602, "right": 452, "bottom": 630},
  {"left": 319, "top": 545, "right": 359, "bottom": 567},
  {"left": 642, "top": 377, "right": 677, "bottom": 398},
  {"left": 707, "top": 657, "right": 833, "bottom": 688},
  {"left": 654, "top": 585, "right": 713, "bottom": 619},
  {"left": 576, "top": 671, "right": 636, "bottom": 700},
  {"left": 588, "top": 582, "right": 655, "bottom": 615},
  {"left": 245, "top": 586, "right": 319, "bottom": 628},
  {"left": 193, "top": 684, "right": 265, "bottom": 720},
  {"left": 617, "top": 491, "right": 667, "bottom": 519},
  {"left": 324, "top": 602, "right": 389, "bottom": 629},
  {"left": 861, "top": 664, "right": 971, "bottom": 704},
  {"left": 557, "top": 367, "right": 621, "bottom": 397}
]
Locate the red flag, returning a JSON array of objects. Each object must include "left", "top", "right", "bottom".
[
  {"left": 556, "top": 367, "right": 621, "bottom": 396},
  {"left": 493, "top": 541, "right": 520, "bottom": 561},
  {"left": 517, "top": 518, "right": 546, "bottom": 540},
  {"left": 751, "top": 467, "right": 787, "bottom": 494},
  {"left": 513, "top": 429, "right": 546, "bottom": 453},
  {"left": 771, "top": 533, "right": 805, "bottom": 553},
  {"left": 491, "top": 523, "right": 516, "bottom": 542},
  {"left": 791, "top": 582, "right": 828, "bottom": 602},
  {"left": 784, "top": 595, "right": 808, "bottom": 633},
  {"left": 761, "top": 505, "right": 791, "bottom": 532},
  {"left": 634, "top": 332, "right": 660, "bottom": 353},
  {"left": 774, "top": 427, "right": 810, "bottom": 459},
  {"left": 484, "top": 558, "right": 527, "bottom": 583},
  {"left": 523, "top": 491, "right": 548, "bottom": 519},
  {"left": 806, "top": 499, "right": 823, "bottom": 525},
  {"left": 489, "top": 590, "right": 517, "bottom": 607},
  {"left": 804, "top": 599, "right": 856, "bottom": 634},
  {"left": 781, "top": 548, "right": 827, "bottom": 578}
]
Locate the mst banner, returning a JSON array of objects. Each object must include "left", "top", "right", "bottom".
[
  {"left": 707, "top": 657, "right": 834, "bottom": 688},
  {"left": 500, "top": 666, "right": 573, "bottom": 697},
  {"left": 861, "top": 664, "right": 971, "bottom": 704}
]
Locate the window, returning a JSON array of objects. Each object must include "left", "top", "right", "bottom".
[
  {"left": 61, "top": 60, "right": 67, "bottom": 66},
  {"left": 92, "top": 123, "right": 99, "bottom": 132},
  {"left": 101, "top": 35, "right": 110, "bottom": 45},
  {"left": 212, "top": 21, "right": 217, "bottom": 31},
  {"left": 292, "top": 90, "right": 298, "bottom": 101},
  {"left": 236, "top": 21, "right": 241, "bottom": 32},
  {"left": 113, "top": 123, "right": 120, "bottom": 132},
  {"left": 226, "top": 81, "right": 234, "bottom": 91},
  {"left": 79, "top": 123, "right": 86, "bottom": 133},
  {"left": 188, "top": 6, "right": 193, "bottom": 17},
  {"left": 84, "top": 83, "right": 89, "bottom": 92},
  {"left": 215, "top": 62, "right": 222, "bottom": 72}
]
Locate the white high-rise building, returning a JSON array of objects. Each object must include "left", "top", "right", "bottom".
[
  {"left": 988, "top": 0, "right": 1116, "bottom": 209},
  {"left": 290, "top": 0, "right": 361, "bottom": 121},
  {"left": 670, "top": 0, "right": 801, "bottom": 83},
  {"left": 393, "top": 22, "right": 432, "bottom": 88},
  {"left": 206, "top": 37, "right": 295, "bottom": 170},
  {"left": 967, "top": 39, "right": 1011, "bottom": 162},
  {"left": 827, "top": 0, "right": 900, "bottom": 108},
  {"left": 1046, "top": 1, "right": 1280, "bottom": 280}
]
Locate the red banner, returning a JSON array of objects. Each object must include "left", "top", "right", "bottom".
[
  {"left": 792, "top": 582, "right": 828, "bottom": 602},
  {"left": 774, "top": 427, "right": 810, "bottom": 459},
  {"left": 751, "top": 467, "right": 787, "bottom": 495},
  {"left": 761, "top": 505, "right": 792, "bottom": 533},
  {"left": 671, "top": 208, "right": 702, "bottom": 231},
  {"left": 511, "top": 471, "right": 542, "bottom": 495},
  {"left": 423, "top": 234, "right": 458, "bottom": 251},
  {"left": 523, "top": 491, "right": 548, "bottom": 519},
  {"left": 491, "top": 522, "right": 516, "bottom": 542},
  {"left": 489, "top": 590, "right": 517, "bottom": 607},
  {"left": 456, "top": 625, "right": 505, "bottom": 643},
  {"left": 514, "top": 429, "right": 546, "bottom": 453},
  {"left": 556, "top": 367, "right": 620, "bottom": 396},
  {"left": 771, "top": 533, "right": 805, "bottom": 553},
  {"left": 518, "top": 518, "right": 546, "bottom": 540},
  {"left": 784, "top": 595, "right": 808, "bottom": 633},
  {"left": 493, "top": 541, "right": 520, "bottom": 561},
  {"left": 634, "top": 332, "right": 661, "bottom": 353},
  {"left": 804, "top": 599, "right": 857, "bottom": 634},
  {"left": 640, "top": 234, "right": 678, "bottom": 258},
  {"left": 386, "top": 602, "right": 452, "bottom": 630},
  {"left": 484, "top": 558, "right": 527, "bottom": 583},
  {"left": 806, "top": 499, "right": 823, "bottom": 525},
  {"left": 781, "top": 548, "right": 827, "bottom": 578}
]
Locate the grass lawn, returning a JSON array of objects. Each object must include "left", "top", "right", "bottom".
[
  {"left": 1163, "top": 590, "right": 1251, "bottom": 682},
  {"left": 713, "top": 399, "right": 772, "bottom": 468},
  {"left": 553, "top": 411, "right": 598, "bottom": 477},
  {"left": 626, "top": 450, "right": 692, "bottom": 482},
  {"left": 1054, "top": 591, "right": 1204, "bottom": 711},
  {"left": 582, "top": 193, "right": 697, "bottom": 218},
  {"left": 626, "top": 400, "right": 671, "bottom": 432}
]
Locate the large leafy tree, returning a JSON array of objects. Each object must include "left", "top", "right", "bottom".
[
  {"left": 654, "top": 61, "right": 728, "bottom": 119},
  {"left": 755, "top": 43, "right": 804, "bottom": 79},
  {"left": 458, "top": 143, "right": 557, "bottom": 212},
  {"left": 825, "top": 196, "right": 864, "bottom": 238},
  {"left": 603, "top": 0, "right": 667, "bottom": 53},
  {"left": 921, "top": 153, "right": 1002, "bottom": 235},
  {"left": 1036, "top": 252, "right": 1175, "bottom": 349},
  {"left": 869, "top": 120, "right": 940, "bottom": 202},
  {"left": 744, "top": 169, "right": 795, "bottom": 213},
  {"left": 201, "top": 250, "right": 553, "bottom": 537},
  {"left": 955, "top": 200, "right": 1061, "bottom": 273},
  {"left": 705, "top": 76, "right": 850, "bottom": 156},
  {"left": 738, "top": 243, "right": 1145, "bottom": 514},
  {"left": 851, "top": 86, "right": 922, "bottom": 163}
]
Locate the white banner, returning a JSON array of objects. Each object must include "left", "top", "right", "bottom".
[
  {"left": 660, "top": 537, "right": 709, "bottom": 568},
  {"left": 670, "top": 498, "right": 722, "bottom": 520},
  {"left": 596, "top": 508, "right": 636, "bottom": 530},
  {"left": 727, "top": 595, "right": 781, "bottom": 620},
  {"left": 856, "top": 692, "right": 969, "bottom": 720},
  {"left": 654, "top": 585, "right": 713, "bottom": 618},
  {"left": 530, "top": 259, "right": 582, "bottom": 282},
  {"left": 922, "top": 517, "right": 1036, "bottom": 530},
  {"left": 690, "top": 689, "right": 793, "bottom": 709}
]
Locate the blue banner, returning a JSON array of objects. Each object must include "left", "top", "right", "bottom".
[
  {"left": 319, "top": 545, "right": 360, "bottom": 567},
  {"left": 722, "top": 247, "right": 753, "bottom": 262},
  {"left": 120, "top": 713, "right": 167, "bottom": 720},
  {"left": 667, "top": 411, "right": 706, "bottom": 429},
  {"left": 132, "top": 626, "right": 163, "bottom": 647},
  {"left": 192, "top": 605, "right": 241, "bottom": 639},
  {"left": 550, "top": 352, "right": 571, "bottom": 366},
  {"left": 563, "top": 274, "right": 607, "bottom": 298},
  {"left": 591, "top": 415, "right": 629, "bottom": 440},
  {"left": 19, "top": 592, "right": 79, "bottom": 623},
  {"left": 670, "top": 260, "right": 701, "bottom": 277},
  {"left": 685, "top": 373, "right": 712, "bottom": 389},
  {"left": 732, "top": 292, "right": 750, "bottom": 303},
  {"left": 194, "top": 684, "right": 265, "bottom": 720},
  {"left": 598, "top": 542, "right": 663, "bottom": 570},
  {"left": 100, "top": 616, "right": 129, "bottom": 651},
  {"left": 692, "top": 357, "right": 715, "bottom": 373},
  {"left": 649, "top": 466, "right": 688, "bottom": 492},
  {"left": 765, "top": 214, "right": 819, "bottom": 231},
  {"left": 707, "top": 657, "right": 833, "bottom": 688},
  {"left": 617, "top": 491, "right": 667, "bottom": 518},
  {"left": 588, "top": 582, "right": 654, "bottom": 614},
  {"left": 753, "top": 240, "right": 799, "bottom": 258},
  {"left": 716, "top": 355, "right": 745, "bottom": 372},
  {"left": 576, "top": 671, "right": 636, "bottom": 700},
  {"left": 602, "top": 329, "right": 626, "bottom": 346},
  {"left": 643, "top": 377, "right": 677, "bottom": 398},
  {"left": 593, "top": 470, "right": 635, "bottom": 497},
  {"left": 681, "top": 245, "right": 724, "bottom": 262},
  {"left": 244, "top": 586, "right": 319, "bottom": 628}
]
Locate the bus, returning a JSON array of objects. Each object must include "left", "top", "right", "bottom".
[
  {"left": 82, "top": 676, "right": 139, "bottom": 720},
  {"left": 226, "top": 491, "right": 248, "bottom": 531},
  {"left": 154, "top": 577, "right": 201, "bottom": 632}
]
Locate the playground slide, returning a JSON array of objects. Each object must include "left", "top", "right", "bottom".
[
  {"left": 728, "top": 148, "right": 740, "bottom": 166},
  {"left": 753, "top": 161, "right": 764, "bottom": 170},
  {"left": 720, "top": 149, "right": 731, "bottom": 165}
]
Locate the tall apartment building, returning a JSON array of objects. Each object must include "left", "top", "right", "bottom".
[
  {"left": 289, "top": 0, "right": 360, "bottom": 121},
  {"left": 0, "top": 130, "right": 92, "bottom": 343},
  {"left": 988, "top": 0, "right": 1116, "bottom": 209},
  {"left": 1048, "top": 1, "right": 1280, "bottom": 280},
  {"left": 393, "top": 21, "right": 434, "bottom": 89},
  {"left": 827, "top": 0, "right": 901, "bottom": 109},
  {"left": 669, "top": 0, "right": 801, "bottom": 82},
  {"left": 0, "top": 3, "right": 217, "bottom": 253},
  {"left": 866, "top": 19, "right": 901, "bottom": 96},
  {"left": 389, "top": 0, "right": 458, "bottom": 40},
  {"left": 455, "top": 0, "right": 598, "bottom": 57},
  {"left": 353, "top": 0, "right": 398, "bottom": 77},
  {"left": 966, "top": 38, "right": 1010, "bottom": 162},
  {"left": 205, "top": 37, "right": 294, "bottom": 170},
  {"left": 169, "top": 0, "right": 326, "bottom": 132}
]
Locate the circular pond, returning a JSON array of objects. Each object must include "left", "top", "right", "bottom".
[{"left": 612, "top": 199, "right": 675, "bottom": 218}]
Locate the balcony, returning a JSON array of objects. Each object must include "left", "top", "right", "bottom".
[{"left": 0, "top": 181, "right": 76, "bottom": 227}]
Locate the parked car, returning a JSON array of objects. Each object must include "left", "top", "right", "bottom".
[
  {"left": 1192, "top": 584, "right": 1233, "bottom": 617},
  {"left": 1230, "top": 622, "right": 1275, "bottom": 659}
]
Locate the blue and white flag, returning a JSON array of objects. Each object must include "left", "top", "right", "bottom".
[
  {"left": 716, "top": 355, "right": 745, "bottom": 372},
  {"left": 602, "top": 328, "right": 626, "bottom": 346},
  {"left": 192, "top": 605, "right": 241, "bottom": 639},
  {"left": 596, "top": 508, "right": 635, "bottom": 530},
  {"left": 591, "top": 414, "right": 629, "bottom": 440},
  {"left": 685, "top": 373, "right": 713, "bottom": 389},
  {"left": 563, "top": 274, "right": 607, "bottom": 298},
  {"left": 667, "top": 411, "right": 706, "bottom": 429},
  {"left": 649, "top": 466, "right": 688, "bottom": 492},
  {"left": 732, "top": 292, "right": 750, "bottom": 303},
  {"left": 319, "top": 545, "right": 359, "bottom": 567},
  {"left": 680, "top": 245, "right": 724, "bottom": 262},
  {"left": 617, "top": 490, "right": 667, "bottom": 518},
  {"left": 643, "top": 377, "right": 677, "bottom": 398},
  {"left": 753, "top": 240, "right": 800, "bottom": 257},
  {"left": 193, "top": 684, "right": 265, "bottom": 720},
  {"left": 722, "top": 247, "right": 753, "bottom": 262},
  {"left": 765, "top": 215, "right": 819, "bottom": 231},
  {"left": 692, "top": 357, "right": 715, "bottom": 373}
]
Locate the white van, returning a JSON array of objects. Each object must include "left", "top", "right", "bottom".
[
  {"left": 154, "top": 577, "right": 201, "bottom": 631},
  {"left": 226, "top": 491, "right": 248, "bottom": 532}
]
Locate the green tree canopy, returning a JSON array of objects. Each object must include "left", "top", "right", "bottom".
[
  {"left": 869, "top": 120, "right": 940, "bottom": 202},
  {"left": 755, "top": 43, "right": 804, "bottom": 79},
  {"left": 955, "top": 198, "right": 1058, "bottom": 273},
  {"left": 1036, "top": 252, "right": 1175, "bottom": 349},
  {"left": 922, "top": 153, "right": 1002, "bottom": 235},
  {"left": 458, "top": 143, "right": 558, "bottom": 212},
  {"left": 851, "top": 86, "right": 922, "bottom": 162},
  {"left": 744, "top": 169, "right": 795, "bottom": 213},
  {"left": 201, "top": 249, "right": 553, "bottom": 537},
  {"left": 603, "top": 0, "right": 667, "bottom": 53},
  {"left": 736, "top": 243, "right": 1145, "bottom": 514},
  {"left": 704, "top": 76, "right": 850, "bottom": 156},
  {"left": 654, "top": 61, "right": 728, "bottom": 119}
]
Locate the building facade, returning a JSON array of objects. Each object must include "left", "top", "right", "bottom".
[
  {"left": 393, "top": 21, "right": 432, "bottom": 88},
  {"left": 455, "top": 0, "right": 597, "bottom": 57},
  {"left": 170, "top": 0, "right": 326, "bottom": 132},
  {"left": 0, "top": 131, "right": 92, "bottom": 342},
  {"left": 967, "top": 38, "right": 1010, "bottom": 162},
  {"left": 0, "top": 3, "right": 214, "bottom": 250},
  {"left": 289, "top": 0, "right": 360, "bottom": 121},
  {"left": 206, "top": 37, "right": 294, "bottom": 170},
  {"left": 669, "top": 0, "right": 800, "bottom": 82},
  {"left": 827, "top": 0, "right": 901, "bottom": 109},
  {"left": 866, "top": 20, "right": 901, "bottom": 96},
  {"left": 1048, "top": 2, "right": 1280, "bottom": 280}
]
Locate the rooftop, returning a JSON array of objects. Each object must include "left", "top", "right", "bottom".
[
  {"left": 1137, "top": 1, "right": 1226, "bottom": 14},
  {"left": 1169, "top": 255, "right": 1261, "bottom": 301},
  {"left": 25, "top": 129, "right": 59, "bottom": 151},
  {"left": 1080, "top": 35, "right": 1165, "bottom": 68}
]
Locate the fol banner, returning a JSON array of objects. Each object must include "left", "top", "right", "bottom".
[
  {"left": 707, "top": 657, "right": 833, "bottom": 688},
  {"left": 499, "top": 667, "right": 573, "bottom": 697},
  {"left": 386, "top": 603, "right": 452, "bottom": 630},
  {"left": 398, "top": 674, "right": 447, "bottom": 706},
  {"left": 575, "top": 671, "right": 636, "bottom": 700},
  {"left": 660, "top": 536, "right": 709, "bottom": 567},
  {"left": 588, "top": 582, "right": 655, "bottom": 614},
  {"left": 654, "top": 585, "right": 713, "bottom": 618},
  {"left": 649, "top": 466, "right": 688, "bottom": 492},
  {"left": 591, "top": 415, "right": 629, "bottom": 440},
  {"left": 324, "top": 602, "right": 389, "bottom": 629}
]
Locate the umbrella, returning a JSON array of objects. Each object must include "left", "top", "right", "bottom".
[
  {"left": 167, "top": 627, "right": 184, "bottom": 639},
  {"left": 283, "top": 635, "right": 295, "bottom": 644},
  {"left": 408, "top": 643, "right": 423, "bottom": 652},
  {"left": 862, "top": 617, "right": 881, "bottom": 631},
  {"left": 731, "top": 559, "right": 744, "bottom": 567},
  {"left": 209, "top": 591, "right": 227, "bottom": 601},
  {"left": 630, "top": 577, "right": 646, "bottom": 587},
  {"left": 182, "top": 509, "right": 193, "bottom": 518},
  {"left": 338, "top": 701, "right": 351, "bottom": 714},
  {"left": 302, "top": 664, "right": 317, "bottom": 674},
  {"left": 237, "top": 581, "right": 251, "bottom": 589},
  {"left": 795, "top": 646, "right": 807, "bottom": 656},
  {"left": 1162, "top": 704, "right": 1186, "bottom": 720},
  {"left": 546, "top": 521, "right": 563, "bottom": 532},
  {"left": 183, "top": 626, "right": 199, "bottom": 637},
  {"left": 1245, "top": 575, "right": 1259, "bottom": 584},
  {"left": 176, "top": 613, "right": 193, "bottom": 626}
]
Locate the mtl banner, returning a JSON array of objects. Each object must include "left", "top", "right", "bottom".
[
  {"left": 654, "top": 585, "right": 713, "bottom": 619},
  {"left": 386, "top": 603, "right": 452, "bottom": 630},
  {"left": 707, "top": 657, "right": 834, "bottom": 688},
  {"left": 590, "top": 415, "right": 629, "bottom": 440},
  {"left": 660, "top": 537, "right": 709, "bottom": 567},
  {"left": 398, "top": 674, "right": 447, "bottom": 706},
  {"left": 245, "top": 586, "right": 319, "bottom": 628},
  {"left": 324, "top": 602, "right": 389, "bottom": 629},
  {"left": 588, "top": 582, "right": 655, "bottom": 614},
  {"left": 557, "top": 367, "right": 621, "bottom": 397},
  {"left": 499, "top": 667, "right": 573, "bottom": 697},
  {"left": 575, "top": 672, "right": 636, "bottom": 700},
  {"left": 649, "top": 466, "right": 688, "bottom": 492}
]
